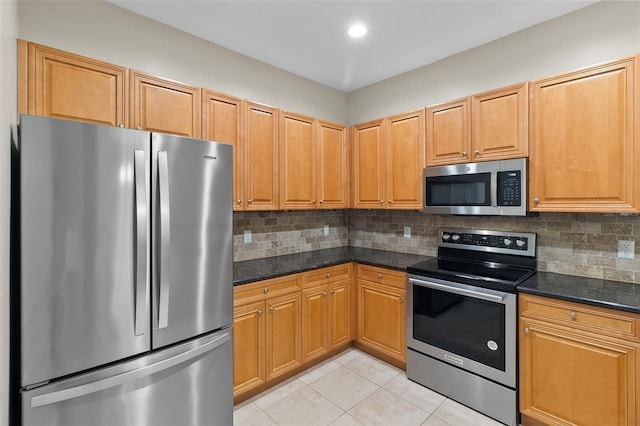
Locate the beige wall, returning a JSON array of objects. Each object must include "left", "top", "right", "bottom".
[
  {"left": 347, "top": 0, "right": 640, "bottom": 124},
  {"left": 1, "top": 0, "right": 18, "bottom": 422},
  {"left": 16, "top": 0, "right": 348, "bottom": 124}
]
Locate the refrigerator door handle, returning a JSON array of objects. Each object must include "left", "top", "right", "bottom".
[
  {"left": 29, "top": 331, "right": 231, "bottom": 408},
  {"left": 133, "top": 149, "right": 148, "bottom": 336},
  {"left": 157, "top": 151, "right": 171, "bottom": 329}
]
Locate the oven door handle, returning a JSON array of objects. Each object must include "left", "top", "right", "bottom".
[{"left": 408, "top": 278, "right": 506, "bottom": 304}]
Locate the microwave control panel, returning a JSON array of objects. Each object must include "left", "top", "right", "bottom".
[{"left": 497, "top": 170, "right": 521, "bottom": 206}]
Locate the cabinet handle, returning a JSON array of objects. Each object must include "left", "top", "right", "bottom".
[
  {"left": 331, "top": 289, "right": 335, "bottom": 295},
  {"left": 474, "top": 150, "right": 480, "bottom": 156},
  {"left": 326, "top": 273, "right": 331, "bottom": 278},
  {"left": 533, "top": 198, "right": 540, "bottom": 204},
  {"left": 258, "top": 310, "right": 263, "bottom": 316},
  {"left": 399, "top": 296, "right": 405, "bottom": 302},
  {"left": 524, "top": 328, "right": 530, "bottom": 334},
  {"left": 248, "top": 199, "right": 253, "bottom": 204},
  {"left": 570, "top": 312, "right": 577, "bottom": 320},
  {"left": 322, "top": 291, "right": 327, "bottom": 297},
  {"left": 378, "top": 273, "right": 383, "bottom": 279},
  {"left": 462, "top": 151, "right": 467, "bottom": 157},
  {"left": 263, "top": 288, "right": 269, "bottom": 294},
  {"left": 269, "top": 306, "right": 275, "bottom": 313}
]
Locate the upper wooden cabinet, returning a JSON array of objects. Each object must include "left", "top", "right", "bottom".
[
  {"left": 18, "top": 40, "right": 128, "bottom": 127},
  {"left": 529, "top": 56, "right": 640, "bottom": 212},
  {"left": 202, "top": 91, "right": 244, "bottom": 210},
  {"left": 426, "top": 82, "right": 528, "bottom": 166},
  {"left": 279, "top": 112, "right": 348, "bottom": 210},
  {"left": 130, "top": 71, "right": 201, "bottom": 138},
  {"left": 317, "top": 120, "right": 348, "bottom": 209},
  {"left": 352, "top": 110, "right": 425, "bottom": 209},
  {"left": 245, "top": 102, "right": 279, "bottom": 211}
]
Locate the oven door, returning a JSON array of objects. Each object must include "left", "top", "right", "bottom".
[{"left": 407, "top": 275, "right": 517, "bottom": 388}]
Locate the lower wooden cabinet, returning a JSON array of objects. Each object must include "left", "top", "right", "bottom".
[
  {"left": 356, "top": 264, "right": 406, "bottom": 363},
  {"left": 233, "top": 274, "right": 301, "bottom": 398},
  {"left": 519, "top": 294, "right": 640, "bottom": 426},
  {"left": 301, "top": 264, "right": 351, "bottom": 363}
]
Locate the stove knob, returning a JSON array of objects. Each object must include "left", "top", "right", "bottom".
[
  {"left": 503, "top": 238, "right": 513, "bottom": 246},
  {"left": 442, "top": 233, "right": 451, "bottom": 242},
  {"left": 451, "top": 234, "right": 460, "bottom": 242},
  {"left": 516, "top": 239, "right": 526, "bottom": 248}
]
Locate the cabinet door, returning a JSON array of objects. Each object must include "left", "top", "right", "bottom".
[
  {"left": 266, "top": 292, "right": 301, "bottom": 380},
  {"left": 245, "top": 102, "right": 279, "bottom": 210},
  {"left": 358, "top": 280, "right": 406, "bottom": 362},
  {"left": 472, "top": 82, "right": 528, "bottom": 161},
  {"left": 130, "top": 71, "right": 201, "bottom": 138},
  {"left": 386, "top": 109, "right": 425, "bottom": 209},
  {"left": 317, "top": 120, "right": 348, "bottom": 209},
  {"left": 202, "top": 91, "right": 244, "bottom": 210},
  {"left": 233, "top": 301, "right": 266, "bottom": 397},
  {"left": 20, "top": 41, "right": 128, "bottom": 127},
  {"left": 426, "top": 98, "right": 471, "bottom": 166},
  {"left": 353, "top": 119, "right": 385, "bottom": 208},
  {"left": 520, "top": 318, "right": 638, "bottom": 426},
  {"left": 279, "top": 111, "right": 316, "bottom": 210},
  {"left": 529, "top": 56, "right": 640, "bottom": 212},
  {"left": 328, "top": 279, "right": 350, "bottom": 348},
  {"left": 301, "top": 285, "right": 329, "bottom": 362}
]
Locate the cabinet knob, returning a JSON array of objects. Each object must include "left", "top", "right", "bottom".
[
  {"left": 319, "top": 200, "right": 324, "bottom": 204},
  {"left": 269, "top": 306, "right": 275, "bottom": 313},
  {"left": 378, "top": 273, "right": 382, "bottom": 279},
  {"left": 474, "top": 150, "right": 480, "bottom": 156},
  {"left": 312, "top": 200, "right": 316, "bottom": 204},
  {"left": 264, "top": 288, "right": 269, "bottom": 294},
  {"left": 118, "top": 124, "right": 124, "bottom": 128},
  {"left": 136, "top": 126, "right": 142, "bottom": 130},
  {"left": 236, "top": 200, "right": 242, "bottom": 204},
  {"left": 388, "top": 200, "right": 392, "bottom": 203},
  {"left": 533, "top": 198, "right": 540, "bottom": 204},
  {"left": 258, "top": 310, "right": 263, "bottom": 316},
  {"left": 462, "top": 151, "right": 467, "bottom": 157},
  {"left": 379, "top": 200, "right": 383, "bottom": 204},
  {"left": 570, "top": 312, "right": 577, "bottom": 320},
  {"left": 331, "top": 289, "right": 336, "bottom": 295},
  {"left": 399, "top": 296, "right": 405, "bottom": 302},
  {"left": 248, "top": 199, "right": 253, "bottom": 204},
  {"left": 326, "top": 273, "right": 331, "bottom": 278},
  {"left": 524, "top": 327, "right": 530, "bottom": 334},
  {"left": 322, "top": 291, "right": 327, "bottom": 297}
]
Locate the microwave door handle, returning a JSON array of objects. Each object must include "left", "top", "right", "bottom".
[{"left": 491, "top": 172, "right": 498, "bottom": 206}]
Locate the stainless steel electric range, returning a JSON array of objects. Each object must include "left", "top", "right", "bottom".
[{"left": 406, "top": 228, "right": 536, "bottom": 426}]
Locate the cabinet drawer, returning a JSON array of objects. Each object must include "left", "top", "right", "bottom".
[
  {"left": 519, "top": 294, "right": 640, "bottom": 342},
  {"left": 357, "top": 264, "right": 405, "bottom": 289},
  {"left": 234, "top": 274, "right": 301, "bottom": 306},
  {"left": 302, "top": 263, "right": 352, "bottom": 288}
]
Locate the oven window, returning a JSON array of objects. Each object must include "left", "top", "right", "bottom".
[
  {"left": 425, "top": 173, "right": 491, "bottom": 206},
  {"left": 412, "top": 284, "right": 505, "bottom": 371}
]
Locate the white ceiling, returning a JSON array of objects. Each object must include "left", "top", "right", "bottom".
[{"left": 107, "top": 0, "right": 598, "bottom": 92}]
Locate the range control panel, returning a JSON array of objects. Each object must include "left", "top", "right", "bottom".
[{"left": 439, "top": 229, "right": 536, "bottom": 257}]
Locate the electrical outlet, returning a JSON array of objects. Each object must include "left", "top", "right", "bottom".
[
  {"left": 244, "top": 230, "right": 252, "bottom": 243},
  {"left": 323, "top": 225, "right": 329, "bottom": 236},
  {"left": 404, "top": 226, "right": 411, "bottom": 239},
  {"left": 617, "top": 240, "right": 635, "bottom": 259}
]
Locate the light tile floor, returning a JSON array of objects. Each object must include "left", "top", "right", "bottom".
[{"left": 233, "top": 348, "right": 504, "bottom": 426}]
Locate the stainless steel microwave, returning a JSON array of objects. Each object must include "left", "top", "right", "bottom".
[{"left": 423, "top": 158, "right": 527, "bottom": 216}]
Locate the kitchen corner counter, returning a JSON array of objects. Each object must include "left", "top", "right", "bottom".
[
  {"left": 518, "top": 272, "right": 640, "bottom": 314},
  {"left": 233, "top": 247, "right": 434, "bottom": 286}
]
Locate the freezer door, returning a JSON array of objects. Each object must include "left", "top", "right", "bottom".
[
  {"left": 151, "top": 134, "right": 233, "bottom": 348},
  {"left": 19, "top": 115, "right": 151, "bottom": 387},
  {"left": 21, "top": 328, "right": 233, "bottom": 426}
]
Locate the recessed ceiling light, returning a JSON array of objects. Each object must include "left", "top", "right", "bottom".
[{"left": 348, "top": 23, "right": 367, "bottom": 38}]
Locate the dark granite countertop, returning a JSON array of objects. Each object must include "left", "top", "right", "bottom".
[
  {"left": 233, "top": 247, "right": 434, "bottom": 286},
  {"left": 518, "top": 272, "right": 640, "bottom": 314}
]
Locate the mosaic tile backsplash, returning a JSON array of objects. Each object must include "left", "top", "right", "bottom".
[{"left": 234, "top": 210, "right": 640, "bottom": 284}]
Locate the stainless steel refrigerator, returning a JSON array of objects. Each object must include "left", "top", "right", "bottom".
[{"left": 14, "top": 115, "right": 233, "bottom": 426}]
